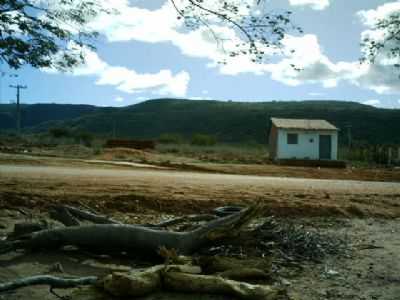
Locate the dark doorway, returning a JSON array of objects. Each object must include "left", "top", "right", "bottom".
[{"left": 319, "top": 135, "right": 332, "bottom": 160}]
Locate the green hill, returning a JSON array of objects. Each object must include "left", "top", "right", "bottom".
[{"left": 1, "top": 99, "right": 399, "bottom": 145}]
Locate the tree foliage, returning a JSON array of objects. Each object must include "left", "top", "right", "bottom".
[
  {"left": 0, "top": 0, "right": 103, "bottom": 70},
  {"left": 0, "top": 0, "right": 299, "bottom": 70},
  {"left": 361, "top": 12, "right": 400, "bottom": 69},
  {"left": 170, "top": 0, "right": 301, "bottom": 64}
]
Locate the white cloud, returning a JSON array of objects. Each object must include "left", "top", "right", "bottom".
[
  {"left": 308, "top": 92, "right": 325, "bottom": 96},
  {"left": 357, "top": 2, "right": 400, "bottom": 27},
  {"left": 218, "top": 34, "right": 351, "bottom": 88},
  {"left": 114, "top": 96, "right": 124, "bottom": 102},
  {"left": 63, "top": 47, "right": 190, "bottom": 97},
  {"left": 362, "top": 99, "right": 381, "bottom": 106},
  {"left": 202, "top": 90, "right": 209, "bottom": 95},
  {"left": 47, "top": 1, "right": 400, "bottom": 98},
  {"left": 354, "top": 2, "right": 400, "bottom": 95},
  {"left": 288, "top": 0, "right": 330, "bottom": 10}
]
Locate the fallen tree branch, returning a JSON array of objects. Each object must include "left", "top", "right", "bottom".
[
  {"left": 153, "top": 214, "right": 217, "bottom": 228},
  {"left": 53, "top": 205, "right": 120, "bottom": 225},
  {"left": 164, "top": 271, "right": 283, "bottom": 300},
  {"left": 0, "top": 206, "right": 260, "bottom": 256},
  {"left": 50, "top": 206, "right": 80, "bottom": 227},
  {"left": 102, "top": 263, "right": 283, "bottom": 299},
  {"left": 0, "top": 275, "right": 98, "bottom": 293}
]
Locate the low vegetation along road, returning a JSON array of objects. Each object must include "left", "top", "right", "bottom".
[{"left": 1, "top": 162, "right": 399, "bottom": 218}]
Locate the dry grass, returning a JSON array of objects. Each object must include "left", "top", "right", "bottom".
[{"left": 156, "top": 143, "right": 269, "bottom": 164}]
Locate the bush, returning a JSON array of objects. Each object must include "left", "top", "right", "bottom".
[
  {"left": 191, "top": 134, "right": 217, "bottom": 146},
  {"left": 158, "top": 133, "right": 184, "bottom": 144},
  {"left": 49, "top": 127, "right": 71, "bottom": 138},
  {"left": 73, "top": 131, "right": 94, "bottom": 147}
]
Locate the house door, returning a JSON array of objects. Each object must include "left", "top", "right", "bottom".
[{"left": 319, "top": 135, "right": 332, "bottom": 160}]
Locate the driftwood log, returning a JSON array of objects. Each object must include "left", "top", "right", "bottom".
[
  {"left": 1, "top": 263, "right": 284, "bottom": 300},
  {"left": 0, "top": 205, "right": 259, "bottom": 256},
  {"left": 0, "top": 205, "right": 287, "bottom": 299},
  {"left": 101, "top": 263, "right": 284, "bottom": 300},
  {"left": 0, "top": 275, "right": 98, "bottom": 292}
]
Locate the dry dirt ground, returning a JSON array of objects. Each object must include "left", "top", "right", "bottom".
[
  {"left": 0, "top": 153, "right": 400, "bottom": 300},
  {"left": 0, "top": 153, "right": 399, "bottom": 218}
]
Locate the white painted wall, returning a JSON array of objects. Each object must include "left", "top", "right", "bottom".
[{"left": 276, "top": 129, "right": 338, "bottom": 160}]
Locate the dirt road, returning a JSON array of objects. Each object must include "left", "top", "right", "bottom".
[
  {"left": 1, "top": 163, "right": 399, "bottom": 217},
  {"left": 1, "top": 164, "right": 399, "bottom": 193}
]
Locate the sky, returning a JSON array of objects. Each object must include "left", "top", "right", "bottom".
[{"left": 2, "top": 0, "right": 400, "bottom": 108}]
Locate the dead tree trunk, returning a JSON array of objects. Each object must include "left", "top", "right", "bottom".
[{"left": 0, "top": 206, "right": 259, "bottom": 256}]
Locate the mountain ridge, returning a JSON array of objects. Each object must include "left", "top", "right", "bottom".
[{"left": 0, "top": 99, "right": 399, "bottom": 145}]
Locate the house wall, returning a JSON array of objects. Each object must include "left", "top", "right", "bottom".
[{"left": 276, "top": 129, "right": 338, "bottom": 160}]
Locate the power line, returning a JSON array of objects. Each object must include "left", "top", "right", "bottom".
[{"left": 9, "top": 84, "right": 27, "bottom": 135}]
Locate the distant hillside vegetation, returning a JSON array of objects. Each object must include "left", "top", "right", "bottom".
[{"left": 1, "top": 99, "right": 399, "bottom": 145}]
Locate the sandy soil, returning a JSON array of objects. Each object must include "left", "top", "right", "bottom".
[
  {"left": 0, "top": 210, "right": 399, "bottom": 300},
  {"left": 0, "top": 154, "right": 400, "bottom": 300},
  {"left": 0, "top": 159, "right": 399, "bottom": 218}
]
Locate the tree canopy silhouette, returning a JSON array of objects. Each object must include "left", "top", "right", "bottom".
[
  {"left": 361, "top": 11, "right": 400, "bottom": 71},
  {"left": 0, "top": 0, "right": 299, "bottom": 70},
  {"left": 0, "top": 0, "right": 105, "bottom": 70}
]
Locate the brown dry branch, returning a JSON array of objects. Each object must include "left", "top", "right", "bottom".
[{"left": 0, "top": 205, "right": 260, "bottom": 256}]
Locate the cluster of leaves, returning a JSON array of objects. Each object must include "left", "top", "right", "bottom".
[
  {"left": 170, "top": 0, "right": 302, "bottom": 64},
  {"left": 0, "top": 0, "right": 104, "bottom": 70},
  {"left": 361, "top": 12, "right": 400, "bottom": 69}
]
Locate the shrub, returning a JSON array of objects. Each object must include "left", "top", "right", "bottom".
[
  {"left": 191, "top": 134, "right": 217, "bottom": 146},
  {"left": 158, "top": 133, "right": 184, "bottom": 144},
  {"left": 73, "top": 131, "right": 93, "bottom": 147},
  {"left": 49, "top": 127, "right": 71, "bottom": 138}
]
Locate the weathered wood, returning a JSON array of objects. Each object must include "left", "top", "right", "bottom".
[
  {"left": 102, "top": 265, "right": 163, "bottom": 297},
  {"left": 9, "top": 222, "right": 49, "bottom": 239},
  {"left": 0, "top": 206, "right": 259, "bottom": 256},
  {"left": 164, "top": 271, "right": 283, "bottom": 300},
  {"left": 102, "top": 264, "right": 202, "bottom": 297},
  {"left": 153, "top": 214, "right": 217, "bottom": 227},
  {"left": 0, "top": 275, "right": 98, "bottom": 292},
  {"left": 54, "top": 205, "right": 120, "bottom": 225},
  {"left": 102, "top": 264, "right": 282, "bottom": 300},
  {"left": 50, "top": 206, "right": 80, "bottom": 227}
]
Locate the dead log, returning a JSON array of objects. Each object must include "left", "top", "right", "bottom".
[
  {"left": 164, "top": 271, "right": 283, "bottom": 300},
  {"left": 153, "top": 214, "right": 217, "bottom": 228},
  {"left": 49, "top": 206, "right": 80, "bottom": 227},
  {"left": 219, "top": 268, "right": 270, "bottom": 281},
  {"left": 9, "top": 222, "right": 49, "bottom": 239},
  {"left": 0, "top": 275, "right": 97, "bottom": 292},
  {"left": 102, "top": 264, "right": 282, "bottom": 300},
  {"left": 0, "top": 205, "right": 259, "bottom": 256},
  {"left": 102, "top": 264, "right": 201, "bottom": 297},
  {"left": 52, "top": 205, "right": 120, "bottom": 225}
]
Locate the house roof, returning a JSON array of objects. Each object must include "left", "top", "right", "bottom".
[{"left": 271, "top": 118, "right": 338, "bottom": 131}]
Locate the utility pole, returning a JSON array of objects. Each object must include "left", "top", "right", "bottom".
[
  {"left": 9, "top": 84, "right": 27, "bottom": 135},
  {"left": 345, "top": 124, "right": 352, "bottom": 149}
]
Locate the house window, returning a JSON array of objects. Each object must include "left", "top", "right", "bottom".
[{"left": 287, "top": 133, "right": 298, "bottom": 144}]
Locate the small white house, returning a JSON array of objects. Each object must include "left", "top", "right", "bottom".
[{"left": 269, "top": 118, "right": 339, "bottom": 160}]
